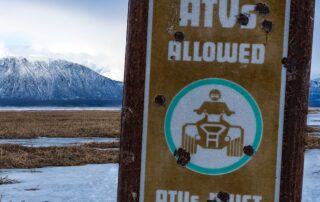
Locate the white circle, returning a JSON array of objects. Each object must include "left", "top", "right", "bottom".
[{"left": 170, "top": 84, "right": 257, "bottom": 169}]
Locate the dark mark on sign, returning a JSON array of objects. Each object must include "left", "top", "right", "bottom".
[
  {"left": 255, "top": 3, "right": 270, "bottom": 16},
  {"left": 174, "top": 31, "right": 185, "bottom": 42},
  {"left": 237, "top": 13, "right": 250, "bottom": 26},
  {"left": 217, "top": 192, "right": 230, "bottom": 202},
  {"left": 154, "top": 95, "right": 166, "bottom": 106},
  {"left": 261, "top": 20, "right": 273, "bottom": 33},
  {"left": 243, "top": 145, "right": 255, "bottom": 156},
  {"left": 282, "top": 57, "right": 289, "bottom": 68},
  {"left": 174, "top": 148, "right": 191, "bottom": 166},
  {"left": 282, "top": 57, "right": 298, "bottom": 70}
]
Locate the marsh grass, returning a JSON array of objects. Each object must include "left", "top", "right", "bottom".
[
  {"left": 0, "top": 110, "right": 318, "bottom": 168},
  {"left": 0, "top": 142, "right": 119, "bottom": 169},
  {"left": 305, "top": 135, "right": 320, "bottom": 149},
  {"left": 309, "top": 108, "right": 320, "bottom": 114},
  {"left": 0, "top": 111, "right": 120, "bottom": 139},
  {"left": 0, "top": 111, "right": 120, "bottom": 169}
]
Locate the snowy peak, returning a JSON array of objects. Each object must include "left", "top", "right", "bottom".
[
  {"left": 0, "top": 57, "right": 122, "bottom": 106},
  {"left": 311, "top": 77, "right": 320, "bottom": 87},
  {"left": 310, "top": 77, "right": 320, "bottom": 107}
]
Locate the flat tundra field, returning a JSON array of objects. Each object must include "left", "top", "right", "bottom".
[
  {"left": 0, "top": 110, "right": 120, "bottom": 139},
  {"left": 0, "top": 110, "right": 319, "bottom": 169},
  {"left": 0, "top": 110, "right": 121, "bottom": 169}
]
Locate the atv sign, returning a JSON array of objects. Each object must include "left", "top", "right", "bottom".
[
  {"left": 138, "top": 0, "right": 291, "bottom": 201},
  {"left": 164, "top": 78, "right": 263, "bottom": 175}
]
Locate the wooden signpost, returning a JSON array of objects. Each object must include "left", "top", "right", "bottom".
[{"left": 118, "top": 0, "right": 315, "bottom": 201}]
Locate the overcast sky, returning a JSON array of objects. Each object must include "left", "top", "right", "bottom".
[
  {"left": 0, "top": 0, "right": 128, "bottom": 81},
  {"left": 311, "top": 0, "right": 320, "bottom": 78},
  {"left": 0, "top": 0, "right": 317, "bottom": 81}
]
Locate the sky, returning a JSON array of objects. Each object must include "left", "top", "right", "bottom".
[
  {"left": 0, "top": 0, "right": 128, "bottom": 81},
  {"left": 311, "top": 0, "right": 320, "bottom": 78},
  {"left": 0, "top": 0, "right": 317, "bottom": 81}
]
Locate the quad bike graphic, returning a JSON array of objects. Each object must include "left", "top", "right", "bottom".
[{"left": 181, "top": 89, "right": 244, "bottom": 157}]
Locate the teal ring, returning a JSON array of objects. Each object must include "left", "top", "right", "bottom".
[{"left": 164, "top": 78, "right": 263, "bottom": 175}]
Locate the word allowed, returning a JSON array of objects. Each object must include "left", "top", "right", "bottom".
[
  {"left": 168, "top": 41, "right": 265, "bottom": 64},
  {"left": 156, "top": 190, "right": 263, "bottom": 202}
]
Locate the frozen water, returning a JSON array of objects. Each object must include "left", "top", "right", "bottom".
[
  {"left": 0, "top": 107, "right": 121, "bottom": 111},
  {"left": 0, "top": 164, "right": 119, "bottom": 202},
  {"left": 308, "top": 113, "right": 320, "bottom": 126},
  {"left": 302, "top": 110, "right": 320, "bottom": 201},
  {"left": 0, "top": 112, "right": 318, "bottom": 201},
  {"left": 303, "top": 149, "right": 320, "bottom": 202},
  {"left": 0, "top": 137, "right": 119, "bottom": 147},
  {"left": 0, "top": 151, "right": 319, "bottom": 201}
]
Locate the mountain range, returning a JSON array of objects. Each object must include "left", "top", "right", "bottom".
[
  {"left": 310, "top": 77, "right": 320, "bottom": 107},
  {"left": 0, "top": 57, "right": 123, "bottom": 107},
  {"left": 0, "top": 57, "right": 318, "bottom": 107}
]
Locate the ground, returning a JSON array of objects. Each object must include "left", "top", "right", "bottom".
[
  {"left": 0, "top": 109, "right": 319, "bottom": 201},
  {"left": 0, "top": 164, "right": 118, "bottom": 202},
  {"left": 0, "top": 150, "right": 319, "bottom": 202},
  {"left": 0, "top": 110, "right": 120, "bottom": 168},
  {"left": 303, "top": 149, "right": 320, "bottom": 202},
  {"left": 0, "top": 110, "right": 120, "bottom": 139},
  {"left": 0, "top": 110, "right": 120, "bottom": 202}
]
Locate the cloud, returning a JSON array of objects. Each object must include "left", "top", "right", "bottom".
[
  {"left": 311, "top": 1, "right": 320, "bottom": 76},
  {"left": 0, "top": 0, "right": 127, "bottom": 81}
]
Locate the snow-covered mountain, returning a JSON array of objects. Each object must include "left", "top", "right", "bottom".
[
  {"left": 0, "top": 57, "right": 122, "bottom": 106},
  {"left": 310, "top": 77, "right": 320, "bottom": 107}
]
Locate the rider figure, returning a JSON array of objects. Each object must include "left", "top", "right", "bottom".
[{"left": 194, "top": 89, "right": 234, "bottom": 122}]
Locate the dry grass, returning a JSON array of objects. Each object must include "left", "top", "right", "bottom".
[
  {"left": 0, "top": 142, "right": 119, "bottom": 169},
  {"left": 305, "top": 135, "right": 320, "bottom": 149},
  {"left": 305, "top": 124, "right": 320, "bottom": 149},
  {"left": 307, "top": 125, "right": 320, "bottom": 134},
  {"left": 309, "top": 108, "right": 320, "bottom": 114},
  {"left": 0, "top": 110, "right": 121, "bottom": 169},
  {"left": 0, "top": 111, "right": 120, "bottom": 139},
  {"left": 1, "top": 109, "right": 320, "bottom": 168}
]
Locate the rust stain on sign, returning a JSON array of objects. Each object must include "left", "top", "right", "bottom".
[{"left": 139, "top": 0, "right": 290, "bottom": 201}]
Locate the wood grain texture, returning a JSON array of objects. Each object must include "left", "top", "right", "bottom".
[
  {"left": 117, "top": 0, "right": 149, "bottom": 201},
  {"left": 280, "top": 0, "right": 315, "bottom": 201}
]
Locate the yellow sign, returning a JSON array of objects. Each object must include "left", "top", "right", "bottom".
[{"left": 140, "top": 1, "right": 290, "bottom": 201}]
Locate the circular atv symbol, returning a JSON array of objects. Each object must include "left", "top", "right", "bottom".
[{"left": 164, "top": 78, "right": 263, "bottom": 175}]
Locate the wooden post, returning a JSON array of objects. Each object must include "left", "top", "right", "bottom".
[
  {"left": 117, "top": 0, "right": 149, "bottom": 201},
  {"left": 280, "top": 0, "right": 315, "bottom": 201},
  {"left": 118, "top": 0, "right": 315, "bottom": 201}
]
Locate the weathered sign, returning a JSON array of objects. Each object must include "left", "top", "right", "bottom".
[
  {"left": 117, "top": 0, "right": 315, "bottom": 201},
  {"left": 140, "top": 1, "right": 290, "bottom": 201}
]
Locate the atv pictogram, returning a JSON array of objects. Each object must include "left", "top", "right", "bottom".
[{"left": 181, "top": 89, "right": 244, "bottom": 157}]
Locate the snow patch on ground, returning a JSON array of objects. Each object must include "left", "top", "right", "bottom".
[
  {"left": 0, "top": 137, "right": 119, "bottom": 147},
  {"left": 302, "top": 149, "right": 320, "bottom": 202},
  {"left": 0, "top": 149, "right": 319, "bottom": 201},
  {"left": 0, "top": 164, "right": 118, "bottom": 202},
  {"left": 0, "top": 107, "right": 121, "bottom": 111},
  {"left": 0, "top": 113, "right": 318, "bottom": 201},
  {"left": 308, "top": 113, "right": 320, "bottom": 126}
]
